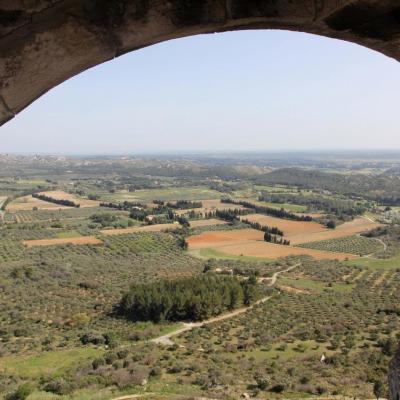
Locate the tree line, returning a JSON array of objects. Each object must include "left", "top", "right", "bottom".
[
  {"left": 118, "top": 274, "right": 260, "bottom": 322},
  {"left": 241, "top": 218, "right": 284, "bottom": 236},
  {"left": 100, "top": 201, "right": 146, "bottom": 211},
  {"left": 221, "top": 198, "right": 312, "bottom": 221},
  {"left": 215, "top": 208, "right": 252, "bottom": 222},
  {"left": 32, "top": 193, "right": 80, "bottom": 208},
  {"left": 258, "top": 192, "right": 365, "bottom": 219},
  {"left": 166, "top": 200, "right": 203, "bottom": 209},
  {"left": 263, "top": 232, "right": 290, "bottom": 245},
  {"left": 255, "top": 167, "right": 400, "bottom": 205}
]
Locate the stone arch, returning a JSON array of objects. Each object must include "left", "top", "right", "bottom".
[{"left": 1, "top": 0, "right": 400, "bottom": 126}]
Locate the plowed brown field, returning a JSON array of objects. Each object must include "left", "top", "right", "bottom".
[
  {"left": 23, "top": 236, "right": 102, "bottom": 247},
  {"left": 240, "top": 215, "right": 380, "bottom": 244},
  {"left": 187, "top": 228, "right": 357, "bottom": 261}
]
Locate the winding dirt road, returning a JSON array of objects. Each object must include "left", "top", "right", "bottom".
[{"left": 151, "top": 263, "right": 300, "bottom": 346}]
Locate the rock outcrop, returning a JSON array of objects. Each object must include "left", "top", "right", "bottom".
[{"left": 1, "top": 1, "right": 400, "bottom": 126}]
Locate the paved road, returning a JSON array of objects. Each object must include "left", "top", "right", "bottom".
[{"left": 151, "top": 263, "right": 300, "bottom": 346}]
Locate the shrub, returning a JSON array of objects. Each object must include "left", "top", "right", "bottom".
[
  {"left": 43, "top": 377, "right": 74, "bottom": 395},
  {"left": 80, "top": 332, "right": 105, "bottom": 345},
  {"left": 5, "top": 383, "right": 33, "bottom": 400},
  {"left": 92, "top": 357, "right": 106, "bottom": 370}
]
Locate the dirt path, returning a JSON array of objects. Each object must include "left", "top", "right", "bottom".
[
  {"left": 151, "top": 263, "right": 300, "bottom": 346},
  {"left": 356, "top": 232, "right": 387, "bottom": 257},
  {"left": 362, "top": 215, "right": 376, "bottom": 223},
  {"left": 375, "top": 237, "right": 387, "bottom": 252},
  {"left": 111, "top": 394, "right": 154, "bottom": 400}
]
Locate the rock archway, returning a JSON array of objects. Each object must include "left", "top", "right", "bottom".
[
  {"left": 1, "top": 0, "right": 400, "bottom": 127},
  {"left": 1, "top": 1, "right": 400, "bottom": 397}
]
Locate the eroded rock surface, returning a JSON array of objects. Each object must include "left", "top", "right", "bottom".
[{"left": 1, "top": 0, "right": 400, "bottom": 125}]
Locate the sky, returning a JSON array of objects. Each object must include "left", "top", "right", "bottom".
[{"left": 1, "top": 30, "right": 400, "bottom": 155}]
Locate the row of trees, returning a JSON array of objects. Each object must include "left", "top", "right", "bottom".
[
  {"left": 118, "top": 274, "right": 260, "bottom": 322},
  {"left": 221, "top": 199, "right": 312, "bottom": 221},
  {"left": 100, "top": 201, "right": 146, "bottom": 211},
  {"left": 166, "top": 200, "right": 203, "bottom": 209},
  {"left": 258, "top": 192, "right": 366, "bottom": 219},
  {"left": 215, "top": 208, "right": 251, "bottom": 222},
  {"left": 241, "top": 218, "right": 284, "bottom": 236},
  {"left": 264, "top": 232, "right": 290, "bottom": 245},
  {"left": 32, "top": 193, "right": 80, "bottom": 208}
]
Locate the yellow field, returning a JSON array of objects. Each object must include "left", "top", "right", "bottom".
[
  {"left": 39, "top": 191, "right": 100, "bottom": 208},
  {"left": 23, "top": 236, "right": 102, "bottom": 247},
  {"left": 187, "top": 229, "right": 357, "bottom": 261},
  {"left": 101, "top": 223, "right": 178, "bottom": 236},
  {"left": 189, "top": 219, "right": 228, "bottom": 228},
  {"left": 7, "top": 195, "right": 70, "bottom": 211},
  {"left": 240, "top": 215, "right": 380, "bottom": 244},
  {"left": 175, "top": 199, "right": 248, "bottom": 216}
]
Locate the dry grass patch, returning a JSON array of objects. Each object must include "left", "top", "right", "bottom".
[
  {"left": 101, "top": 223, "right": 178, "bottom": 236},
  {"left": 189, "top": 219, "right": 227, "bottom": 228},
  {"left": 23, "top": 236, "right": 102, "bottom": 247},
  {"left": 278, "top": 284, "right": 311, "bottom": 294},
  {"left": 175, "top": 199, "right": 248, "bottom": 216},
  {"left": 7, "top": 195, "right": 70, "bottom": 211},
  {"left": 39, "top": 190, "right": 100, "bottom": 207}
]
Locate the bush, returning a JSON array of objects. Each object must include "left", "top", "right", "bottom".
[
  {"left": 271, "top": 383, "right": 286, "bottom": 393},
  {"left": 80, "top": 332, "right": 105, "bottom": 345},
  {"left": 43, "top": 377, "right": 74, "bottom": 395},
  {"left": 92, "top": 357, "right": 106, "bottom": 370},
  {"left": 6, "top": 383, "right": 33, "bottom": 400}
]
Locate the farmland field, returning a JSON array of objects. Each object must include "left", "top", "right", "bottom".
[
  {"left": 240, "top": 214, "right": 380, "bottom": 244},
  {"left": 187, "top": 229, "right": 357, "bottom": 260},
  {"left": 23, "top": 236, "right": 102, "bottom": 247},
  {"left": 6, "top": 195, "right": 71, "bottom": 211},
  {"left": 100, "top": 187, "right": 221, "bottom": 202},
  {"left": 175, "top": 198, "right": 249, "bottom": 216},
  {"left": 101, "top": 223, "right": 178, "bottom": 235},
  {"left": 1, "top": 153, "right": 400, "bottom": 400},
  {"left": 246, "top": 199, "right": 308, "bottom": 213},
  {"left": 39, "top": 190, "right": 100, "bottom": 207},
  {"left": 6, "top": 206, "right": 126, "bottom": 223},
  {"left": 297, "top": 234, "right": 384, "bottom": 255},
  {"left": 188, "top": 218, "right": 228, "bottom": 227}
]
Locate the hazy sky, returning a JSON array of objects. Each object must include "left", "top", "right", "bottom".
[{"left": 1, "top": 30, "right": 400, "bottom": 154}]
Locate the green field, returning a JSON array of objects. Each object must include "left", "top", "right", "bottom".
[
  {"left": 0, "top": 347, "right": 103, "bottom": 379},
  {"left": 100, "top": 187, "right": 221, "bottom": 202},
  {"left": 279, "top": 277, "right": 355, "bottom": 293},
  {"left": 192, "top": 247, "right": 273, "bottom": 262},
  {"left": 297, "top": 235, "right": 384, "bottom": 256},
  {"left": 57, "top": 230, "right": 82, "bottom": 238},
  {"left": 346, "top": 254, "right": 400, "bottom": 270},
  {"left": 256, "top": 201, "right": 307, "bottom": 213}
]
